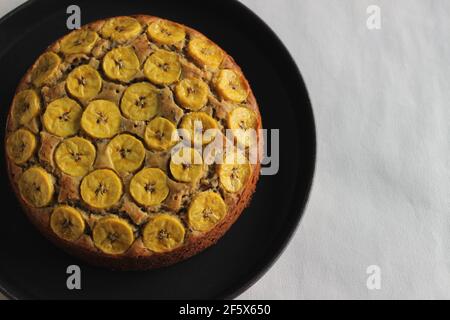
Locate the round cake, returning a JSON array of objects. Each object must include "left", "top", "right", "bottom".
[{"left": 5, "top": 15, "right": 261, "bottom": 270}]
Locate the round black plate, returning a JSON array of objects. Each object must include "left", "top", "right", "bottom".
[{"left": 0, "top": 0, "right": 315, "bottom": 299}]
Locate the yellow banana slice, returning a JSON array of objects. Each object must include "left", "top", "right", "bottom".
[
  {"left": 227, "top": 107, "right": 258, "bottom": 147},
  {"left": 60, "top": 29, "right": 99, "bottom": 55},
  {"left": 187, "top": 191, "right": 227, "bottom": 232},
  {"left": 120, "top": 82, "right": 159, "bottom": 121},
  {"left": 80, "top": 169, "right": 123, "bottom": 209},
  {"left": 50, "top": 205, "right": 85, "bottom": 242},
  {"left": 103, "top": 46, "right": 140, "bottom": 82},
  {"left": 101, "top": 17, "right": 142, "bottom": 43},
  {"left": 147, "top": 19, "right": 185, "bottom": 45},
  {"left": 142, "top": 214, "right": 185, "bottom": 253},
  {"left": 93, "top": 216, "right": 134, "bottom": 255},
  {"left": 218, "top": 153, "right": 252, "bottom": 193},
  {"left": 6, "top": 128, "right": 37, "bottom": 165},
  {"left": 18, "top": 167, "right": 54, "bottom": 208},
  {"left": 179, "top": 112, "right": 219, "bottom": 145},
  {"left": 144, "top": 49, "right": 181, "bottom": 85},
  {"left": 31, "top": 52, "right": 61, "bottom": 87},
  {"left": 175, "top": 78, "right": 209, "bottom": 111},
  {"left": 144, "top": 116, "right": 178, "bottom": 151},
  {"left": 170, "top": 147, "right": 204, "bottom": 183},
  {"left": 187, "top": 37, "right": 224, "bottom": 69},
  {"left": 215, "top": 69, "right": 249, "bottom": 102},
  {"left": 129, "top": 168, "right": 169, "bottom": 206},
  {"left": 11, "top": 89, "right": 40, "bottom": 125},
  {"left": 81, "top": 100, "right": 121, "bottom": 139},
  {"left": 106, "top": 134, "right": 145, "bottom": 174},
  {"left": 42, "top": 97, "right": 82, "bottom": 137},
  {"left": 54, "top": 137, "right": 96, "bottom": 177},
  {"left": 66, "top": 65, "right": 102, "bottom": 101}
]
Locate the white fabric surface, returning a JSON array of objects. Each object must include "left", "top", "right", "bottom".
[{"left": 1, "top": 0, "right": 449, "bottom": 300}]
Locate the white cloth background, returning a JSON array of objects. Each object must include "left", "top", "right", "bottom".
[{"left": 1, "top": 0, "right": 449, "bottom": 300}]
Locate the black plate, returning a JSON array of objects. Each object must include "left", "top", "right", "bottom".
[{"left": 0, "top": 0, "right": 316, "bottom": 299}]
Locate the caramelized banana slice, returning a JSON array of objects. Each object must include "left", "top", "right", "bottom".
[
  {"left": 187, "top": 191, "right": 227, "bottom": 232},
  {"left": 144, "top": 117, "right": 178, "bottom": 151},
  {"left": 187, "top": 37, "right": 224, "bottom": 69},
  {"left": 103, "top": 47, "right": 140, "bottom": 82},
  {"left": 11, "top": 90, "right": 40, "bottom": 125},
  {"left": 130, "top": 168, "right": 169, "bottom": 206},
  {"left": 81, "top": 100, "right": 121, "bottom": 139},
  {"left": 6, "top": 129, "right": 37, "bottom": 165},
  {"left": 101, "top": 17, "right": 142, "bottom": 43},
  {"left": 66, "top": 65, "right": 102, "bottom": 101},
  {"left": 80, "top": 169, "right": 123, "bottom": 209},
  {"left": 227, "top": 107, "right": 258, "bottom": 147},
  {"left": 179, "top": 112, "right": 219, "bottom": 145},
  {"left": 175, "top": 78, "right": 209, "bottom": 111},
  {"left": 144, "top": 49, "right": 181, "bottom": 85},
  {"left": 50, "top": 205, "right": 85, "bottom": 242},
  {"left": 170, "top": 147, "right": 204, "bottom": 183},
  {"left": 218, "top": 153, "right": 252, "bottom": 193},
  {"left": 55, "top": 137, "right": 96, "bottom": 177},
  {"left": 147, "top": 19, "right": 185, "bottom": 45},
  {"left": 18, "top": 167, "right": 54, "bottom": 208},
  {"left": 120, "top": 82, "right": 159, "bottom": 121},
  {"left": 31, "top": 52, "right": 61, "bottom": 87},
  {"left": 60, "top": 29, "right": 99, "bottom": 55},
  {"left": 106, "top": 134, "right": 145, "bottom": 174},
  {"left": 93, "top": 216, "right": 134, "bottom": 255},
  {"left": 42, "top": 97, "right": 82, "bottom": 137},
  {"left": 215, "top": 69, "right": 249, "bottom": 102},
  {"left": 142, "top": 214, "right": 185, "bottom": 253}
]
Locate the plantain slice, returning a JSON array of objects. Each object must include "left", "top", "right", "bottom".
[
  {"left": 50, "top": 205, "right": 85, "bottom": 242},
  {"left": 6, "top": 128, "right": 37, "bottom": 165},
  {"left": 93, "top": 216, "right": 134, "bottom": 255},
  {"left": 142, "top": 214, "right": 185, "bottom": 253}
]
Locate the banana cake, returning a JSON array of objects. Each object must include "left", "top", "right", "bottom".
[{"left": 5, "top": 15, "right": 262, "bottom": 270}]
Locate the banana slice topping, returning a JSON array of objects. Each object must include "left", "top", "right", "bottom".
[
  {"left": 147, "top": 19, "right": 185, "bottom": 45},
  {"left": 43, "top": 97, "right": 82, "bottom": 137},
  {"left": 31, "top": 52, "right": 61, "bottom": 87},
  {"left": 18, "top": 167, "right": 54, "bottom": 208},
  {"left": 179, "top": 112, "right": 219, "bottom": 145},
  {"left": 6, "top": 128, "right": 37, "bottom": 165},
  {"left": 93, "top": 216, "right": 134, "bottom": 255},
  {"left": 81, "top": 100, "right": 121, "bottom": 139},
  {"left": 215, "top": 69, "right": 249, "bottom": 103},
  {"left": 120, "top": 82, "right": 159, "bottom": 121},
  {"left": 218, "top": 153, "right": 252, "bottom": 193},
  {"left": 144, "top": 49, "right": 181, "bottom": 85},
  {"left": 142, "top": 214, "right": 185, "bottom": 253},
  {"left": 175, "top": 78, "right": 209, "bottom": 111},
  {"left": 144, "top": 116, "right": 178, "bottom": 151},
  {"left": 55, "top": 137, "right": 96, "bottom": 177},
  {"left": 170, "top": 147, "right": 204, "bottom": 183},
  {"left": 60, "top": 29, "right": 99, "bottom": 55},
  {"left": 66, "top": 65, "right": 102, "bottom": 101},
  {"left": 130, "top": 168, "right": 169, "bottom": 206},
  {"left": 106, "top": 134, "right": 145, "bottom": 174},
  {"left": 187, "top": 191, "right": 227, "bottom": 232},
  {"left": 50, "top": 205, "right": 85, "bottom": 242},
  {"left": 227, "top": 107, "right": 258, "bottom": 147},
  {"left": 80, "top": 169, "right": 123, "bottom": 209},
  {"left": 101, "top": 17, "right": 142, "bottom": 43},
  {"left": 103, "top": 46, "right": 140, "bottom": 82},
  {"left": 187, "top": 37, "right": 224, "bottom": 69},
  {"left": 11, "top": 89, "right": 40, "bottom": 125}
]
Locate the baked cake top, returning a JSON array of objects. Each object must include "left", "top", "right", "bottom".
[{"left": 5, "top": 15, "right": 261, "bottom": 260}]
